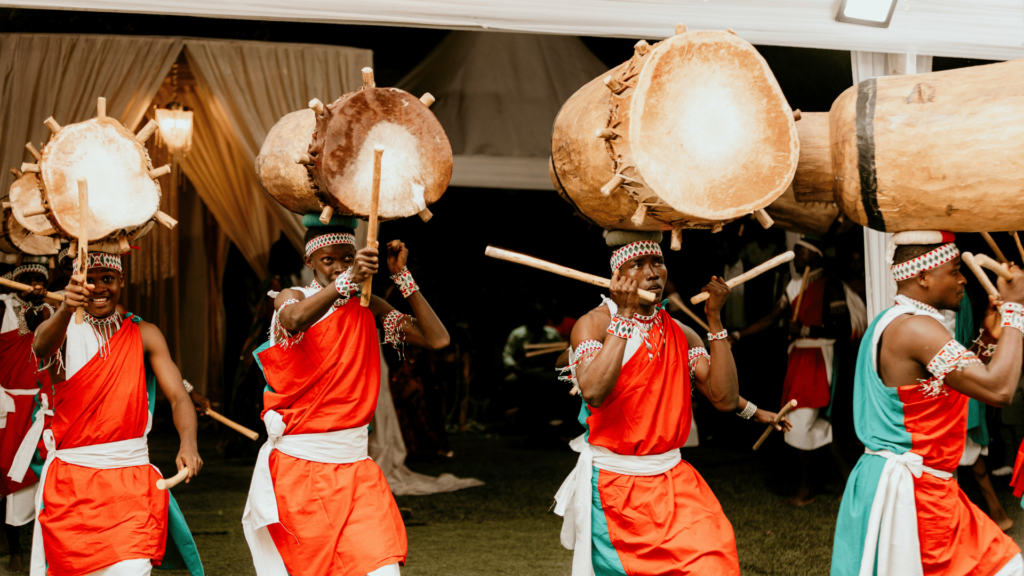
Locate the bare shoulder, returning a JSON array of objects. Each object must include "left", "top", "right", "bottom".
[
  {"left": 677, "top": 323, "right": 703, "bottom": 349},
  {"left": 137, "top": 320, "right": 169, "bottom": 351},
  {"left": 570, "top": 305, "right": 611, "bottom": 347},
  {"left": 275, "top": 288, "right": 305, "bottom": 308},
  {"left": 883, "top": 313, "right": 952, "bottom": 362}
]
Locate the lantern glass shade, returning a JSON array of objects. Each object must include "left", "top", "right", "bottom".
[
  {"left": 155, "top": 108, "right": 194, "bottom": 154},
  {"left": 836, "top": 0, "right": 897, "bottom": 27}
]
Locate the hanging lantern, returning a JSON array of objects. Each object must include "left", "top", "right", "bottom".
[{"left": 155, "top": 104, "right": 193, "bottom": 154}]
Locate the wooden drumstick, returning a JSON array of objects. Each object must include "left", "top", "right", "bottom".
[
  {"left": 790, "top": 266, "right": 811, "bottom": 323},
  {"left": 753, "top": 399, "right": 797, "bottom": 450},
  {"left": 974, "top": 253, "right": 1013, "bottom": 281},
  {"left": 484, "top": 246, "right": 658, "bottom": 305},
  {"left": 206, "top": 408, "right": 259, "bottom": 441},
  {"left": 0, "top": 278, "right": 64, "bottom": 301},
  {"left": 668, "top": 293, "right": 711, "bottom": 332},
  {"left": 75, "top": 178, "right": 89, "bottom": 325},
  {"left": 981, "top": 232, "right": 1009, "bottom": 264},
  {"left": 525, "top": 347, "right": 568, "bottom": 358},
  {"left": 690, "top": 251, "right": 796, "bottom": 305},
  {"left": 1011, "top": 232, "right": 1024, "bottom": 264},
  {"left": 524, "top": 342, "right": 570, "bottom": 350},
  {"left": 962, "top": 252, "right": 1000, "bottom": 299},
  {"left": 361, "top": 145, "right": 384, "bottom": 307},
  {"left": 156, "top": 467, "right": 189, "bottom": 490}
]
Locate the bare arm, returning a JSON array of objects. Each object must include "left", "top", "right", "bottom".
[
  {"left": 686, "top": 278, "right": 739, "bottom": 412},
  {"left": 141, "top": 322, "right": 203, "bottom": 481},
  {"left": 278, "top": 247, "right": 379, "bottom": 333},
  {"left": 574, "top": 273, "right": 637, "bottom": 407},
  {"left": 368, "top": 239, "right": 449, "bottom": 350}
]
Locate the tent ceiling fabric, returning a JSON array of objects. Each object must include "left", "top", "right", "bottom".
[{"left": 4, "top": 1, "right": 1023, "bottom": 61}]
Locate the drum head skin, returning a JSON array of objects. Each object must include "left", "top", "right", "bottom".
[
  {"left": 256, "top": 109, "right": 322, "bottom": 215},
  {"left": 9, "top": 173, "right": 55, "bottom": 235},
  {"left": 630, "top": 31, "right": 799, "bottom": 221},
  {"left": 309, "top": 87, "right": 452, "bottom": 220},
  {"left": 4, "top": 212, "right": 59, "bottom": 255},
  {"left": 40, "top": 116, "right": 161, "bottom": 241}
]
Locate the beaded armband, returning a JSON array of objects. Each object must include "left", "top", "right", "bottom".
[
  {"left": 973, "top": 328, "right": 998, "bottom": 358},
  {"left": 688, "top": 346, "right": 710, "bottom": 383},
  {"left": 607, "top": 314, "right": 636, "bottom": 340},
  {"left": 383, "top": 310, "right": 409, "bottom": 359},
  {"left": 557, "top": 339, "right": 603, "bottom": 395},
  {"left": 1000, "top": 302, "right": 1024, "bottom": 334},
  {"left": 921, "top": 339, "right": 983, "bottom": 398},
  {"left": 707, "top": 330, "right": 728, "bottom": 342},
  {"left": 390, "top": 267, "right": 420, "bottom": 299},
  {"left": 270, "top": 298, "right": 301, "bottom": 346}
]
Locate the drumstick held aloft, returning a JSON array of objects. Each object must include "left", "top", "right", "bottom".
[{"left": 690, "top": 251, "right": 795, "bottom": 305}]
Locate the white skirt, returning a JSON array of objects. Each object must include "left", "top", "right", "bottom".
[
  {"left": 958, "top": 436, "right": 989, "bottom": 467},
  {"left": 784, "top": 407, "right": 833, "bottom": 451}
]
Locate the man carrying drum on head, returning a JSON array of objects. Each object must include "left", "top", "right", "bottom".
[
  {"left": 31, "top": 250, "right": 203, "bottom": 576},
  {"left": 831, "top": 231, "right": 1024, "bottom": 576},
  {"left": 553, "top": 231, "right": 790, "bottom": 576},
  {"left": 242, "top": 216, "right": 450, "bottom": 576}
]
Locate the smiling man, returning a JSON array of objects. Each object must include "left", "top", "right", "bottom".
[
  {"left": 30, "top": 250, "right": 203, "bottom": 576},
  {"left": 243, "top": 218, "right": 449, "bottom": 576},
  {"left": 553, "top": 231, "right": 789, "bottom": 576},
  {"left": 831, "top": 231, "right": 1024, "bottom": 576}
]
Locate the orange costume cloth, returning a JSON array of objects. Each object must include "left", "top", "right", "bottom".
[
  {"left": 39, "top": 321, "right": 168, "bottom": 576},
  {"left": 250, "top": 297, "right": 406, "bottom": 576}
]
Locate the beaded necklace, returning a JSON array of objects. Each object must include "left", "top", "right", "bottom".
[{"left": 85, "top": 311, "right": 122, "bottom": 358}]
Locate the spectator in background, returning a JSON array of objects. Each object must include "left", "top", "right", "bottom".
[
  {"left": 502, "top": 303, "right": 566, "bottom": 441},
  {"left": 547, "top": 298, "right": 577, "bottom": 341}
]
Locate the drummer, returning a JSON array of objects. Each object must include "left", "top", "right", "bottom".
[{"left": 553, "top": 231, "right": 790, "bottom": 576}]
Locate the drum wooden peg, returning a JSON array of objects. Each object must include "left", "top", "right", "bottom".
[
  {"left": 44, "top": 117, "right": 61, "bottom": 134},
  {"left": 634, "top": 40, "right": 650, "bottom": 55},
  {"left": 418, "top": 207, "right": 433, "bottom": 223},
  {"left": 675, "top": 24, "right": 687, "bottom": 35},
  {"left": 20, "top": 163, "right": 39, "bottom": 174},
  {"left": 148, "top": 164, "right": 171, "bottom": 179},
  {"left": 319, "top": 205, "right": 334, "bottom": 225},
  {"left": 595, "top": 128, "right": 618, "bottom": 140},
  {"left": 726, "top": 28, "right": 739, "bottom": 36},
  {"left": 97, "top": 97, "right": 106, "bottom": 119},
  {"left": 419, "top": 93, "right": 435, "bottom": 108},
  {"left": 671, "top": 224, "right": 683, "bottom": 251},
  {"left": 361, "top": 67, "right": 375, "bottom": 89},
  {"left": 631, "top": 204, "right": 648, "bottom": 227},
  {"left": 711, "top": 223, "right": 724, "bottom": 234},
  {"left": 154, "top": 210, "right": 178, "bottom": 230},
  {"left": 308, "top": 98, "right": 325, "bottom": 115},
  {"left": 793, "top": 109, "right": 802, "bottom": 121},
  {"left": 604, "top": 75, "right": 625, "bottom": 94},
  {"left": 295, "top": 153, "right": 313, "bottom": 165},
  {"left": 753, "top": 208, "right": 774, "bottom": 229},
  {"left": 600, "top": 174, "right": 624, "bottom": 196},
  {"left": 9, "top": 168, "right": 22, "bottom": 179},
  {"left": 23, "top": 207, "right": 48, "bottom": 218},
  {"left": 1, "top": 201, "right": 9, "bottom": 210},
  {"left": 25, "top": 142, "right": 41, "bottom": 161},
  {"left": 135, "top": 119, "right": 159, "bottom": 144}
]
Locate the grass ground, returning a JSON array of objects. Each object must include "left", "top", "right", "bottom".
[{"left": 3, "top": 426, "right": 1023, "bottom": 575}]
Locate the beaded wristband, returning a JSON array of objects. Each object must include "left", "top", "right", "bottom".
[
  {"left": 1000, "top": 302, "right": 1024, "bottom": 334},
  {"left": 607, "top": 314, "right": 636, "bottom": 340},
  {"left": 737, "top": 401, "right": 757, "bottom": 420},
  {"left": 390, "top": 267, "right": 420, "bottom": 298},
  {"left": 707, "top": 329, "right": 728, "bottom": 342},
  {"left": 335, "top": 269, "right": 360, "bottom": 298},
  {"left": 383, "top": 309, "right": 409, "bottom": 358}
]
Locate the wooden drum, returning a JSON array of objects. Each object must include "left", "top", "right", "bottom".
[
  {"left": 8, "top": 171, "right": 57, "bottom": 237},
  {"left": 256, "top": 109, "right": 321, "bottom": 215},
  {"left": 831, "top": 58, "right": 1024, "bottom": 232},
  {"left": 3, "top": 210, "right": 59, "bottom": 256},
  {"left": 550, "top": 28, "right": 799, "bottom": 237}
]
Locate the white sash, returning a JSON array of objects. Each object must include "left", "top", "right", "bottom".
[
  {"left": 30, "top": 432, "right": 151, "bottom": 576},
  {"left": 0, "top": 387, "right": 40, "bottom": 429},
  {"left": 7, "top": 393, "right": 51, "bottom": 485},
  {"left": 242, "top": 410, "right": 370, "bottom": 575},
  {"left": 553, "top": 433, "right": 681, "bottom": 576},
  {"left": 859, "top": 449, "right": 953, "bottom": 576}
]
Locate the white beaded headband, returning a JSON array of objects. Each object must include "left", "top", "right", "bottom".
[
  {"left": 73, "top": 252, "right": 123, "bottom": 274},
  {"left": 610, "top": 241, "right": 663, "bottom": 271},
  {"left": 305, "top": 232, "right": 355, "bottom": 258},
  {"left": 12, "top": 263, "right": 48, "bottom": 280},
  {"left": 891, "top": 243, "right": 960, "bottom": 282}
]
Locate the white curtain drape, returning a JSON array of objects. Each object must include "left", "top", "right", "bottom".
[
  {"left": 184, "top": 39, "right": 372, "bottom": 249},
  {"left": 0, "top": 34, "right": 183, "bottom": 196},
  {"left": 852, "top": 52, "right": 933, "bottom": 320}
]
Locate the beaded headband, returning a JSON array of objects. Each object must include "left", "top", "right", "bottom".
[
  {"left": 73, "top": 252, "right": 123, "bottom": 275},
  {"left": 305, "top": 232, "right": 355, "bottom": 258},
  {"left": 12, "top": 264, "right": 48, "bottom": 281},
  {"left": 891, "top": 243, "right": 960, "bottom": 282},
  {"left": 610, "top": 241, "right": 663, "bottom": 272}
]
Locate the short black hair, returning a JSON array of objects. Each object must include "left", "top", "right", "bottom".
[
  {"left": 893, "top": 243, "right": 944, "bottom": 266},
  {"left": 302, "top": 225, "right": 355, "bottom": 246}
]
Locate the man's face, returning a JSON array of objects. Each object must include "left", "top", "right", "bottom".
[
  {"left": 617, "top": 254, "right": 668, "bottom": 301},
  {"left": 305, "top": 244, "right": 355, "bottom": 285},
  {"left": 83, "top": 267, "right": 123, "bottom": 318},
  {"left": 922, "top": 256, "right": 966, "bottom": 311},
  {"left": 793, "top": 245, "right": 819, "bottom": 271},
  {"left": 16, "top": 272, "right": 46, "bottom": 288}
]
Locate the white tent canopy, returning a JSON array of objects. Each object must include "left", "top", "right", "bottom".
[
  {"left": 3, "top": 1, "right": 1023, "bottom": 61},
  {"left": 397, "top": 31, "right": 607, "bottom": 190}
]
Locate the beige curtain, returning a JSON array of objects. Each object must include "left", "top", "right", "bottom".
[
  {"left": 0, "top": 34, "right": 183, "bottom": 194},
  {"left": 184, "top": 39, "right": 372, "bottom": 249}
]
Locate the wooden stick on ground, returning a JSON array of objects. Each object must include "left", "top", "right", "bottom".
[
  {"left": 75, "top": 178, "right": 89, "bottom": 325},
  {"left": 1011, "top": 232, "right": 1024, "bottom": 264},
  {"left": 961, "top": 252, "right": 1000, "bottom": 299},
  {"left": 981, "top": 232, "right": 1009, "bottom": 264},
  {"left": 484, "top": 246, "right": 658, "bottom": 305},
  {"left": 753, "top": 399, "right": 797, "bottom": 450},
  {"left": 361, "top": 145, "right": 384, "bottom": 307},
  {"left": 156, "top": 468, "right": 189, "bottom": 490},
  {"left": 0, "top": 278, "right": 64, "bottom": 301},
  {"left": 790, "top": 266, "right": 811, "bottom": 323},
  {"left": 206, "top": 408, "right": 259, "bottom": 441},
  {"left": 668, "top": 293, "right": 711, "bottom": 332},
  {"left": 691, "top": 251, "right": 795, "bottom": 305}
]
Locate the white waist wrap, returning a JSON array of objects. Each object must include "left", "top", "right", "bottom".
[
  {"left": 859, "top": 448, "right": 953, "bottom": 576},
  {"left": 242, "top": 409, "right": 370, "bottom": 576},
  {"left": 30, "top": 431, "right": 151, "bottom": 576},
  {"left": 0, "top": 387, "right": 40, "bottom": 429},
  {"left": 553, "top": 433, "right": 681, "bottom": 576}
]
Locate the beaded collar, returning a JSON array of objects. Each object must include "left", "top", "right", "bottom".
[
  {"left": 308, "top": 277, "right": 344, "bottom": 308},
  {"left": 84, "top": 311, "right": 122, "bottom": 358},
  {"left": 893, "top": 294, "right": 942, "bottom": 319}
]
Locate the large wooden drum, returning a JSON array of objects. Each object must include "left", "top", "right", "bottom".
[
  {"left": 550, "top": 28, "right": 799, "bottom": 233},
  {"left": 9, "top": 172, "right": 57, "bottom": 237},
  {"left": 792, "top": 112, "right": 833, "bottom": 203},
  {"left": 3, "top": 210, "right": 59, "bottom": 256},
  {"left": 831, "top": 58, "right": 1024, "bottom": 232},
  {"left": 257, "top": 73, "right": 452, "bottom": 221}
]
